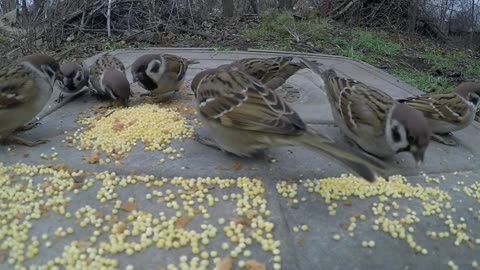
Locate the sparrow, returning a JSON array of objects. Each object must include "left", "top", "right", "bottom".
[
  {"left": 57, "top": 62, "right": 89, "bottom": 101},
  {"left": 131, "top": 54, "right": 199, "bottom": 101},
  {"left": 0, "top": 54, "right": 61, "bottom": 146},
  {"left": 218, "top": 56, "right": 315, "bottom": 90},
  {"left": 190, "top": 66, "right": 386, "bottom": 182},
  {"left": 299, "top": 57, "right": 432, "bottom": 166},
  {"left": 397, "top": 82, "right": 480, "bottom": 145},
  {"left": 88, "top": 53, "right": 132, "bottom": 106}
]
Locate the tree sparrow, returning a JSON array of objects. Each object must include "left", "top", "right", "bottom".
[
  {"left": 0, "top": 54, "right": 61, "bottom": 146},
  {"left": 57, "top": 62, "right": 89, "bottom": 101},
  {"left": 299, "top": 57, "right": 432, "bottom": 167},
  {"left": 89, "top": 53, "right": 132, "bottom": 106},
  {"left": 397, "top": 82, "right": 480, "bottom": 145},
  {"left": 218, "top": 56, "right": 315, "bottom": 90},
  {"left": 191, "top": 66, "right": 386, "bottom": 182},
  {"left": 131, "top": 54, "right": 199, "bottom": 101}
]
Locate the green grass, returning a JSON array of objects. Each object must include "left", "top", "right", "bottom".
[
  {"left": 242, "top": 10, "right": 480, "bottom": 93},
  {"left": 335, "top": 30, "right": 402, "bottom": 64},
  {"left": 243, "top": 11, "right": 334, "bottom": 49},
  {"left": 392, "top": 69, "right": 452, "bottom": 93},
  {"left": 0, "top": 35, "right": 9, "bottom": 44}
]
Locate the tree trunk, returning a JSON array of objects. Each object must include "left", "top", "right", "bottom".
[
  {"left": 0, "top": 0, "right": 16, "bottom": 14},
  {"left": 278, "top": 0, "right": 293, "bottom": 10},
  {"left": 222, "top": 0, "right": 234, "bottom": 17},
  {"left": 440, "top": 0, "right": 448, "bottom": 32},
  {"left": 408, "top": 0, "right": 418, "bottom": 37},
  {"left": 470, "top": 0, "right": 475, "bottom": 48},
  {"left": 249, "top": 0, "right": 258, "bottom": 14},
  {"left": 320, "top": 0, "right": 329, "bottom": 17},
  {"left": 21, "top": 0, "right": 27, "bottom": 16}
]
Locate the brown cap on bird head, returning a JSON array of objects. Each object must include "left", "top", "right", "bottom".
[
  {"left": 18, "top": 54, "right": 62, "bottom": 80},
  {"left": 60, "top": 63, "right": 81, "bottom": 77},
  {"left": 102, "top": 68, "right": 132, "bottom": 107}
]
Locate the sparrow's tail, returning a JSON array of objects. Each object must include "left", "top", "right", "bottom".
[
  {"left": 187, "top": 59, "right": 200, "bottom": 65},
  {"left": 291, "top": 128, "right": 386, "bottom": 182},
  {"left": 298, "top": 57, "right": 337, "bottom": 89}
]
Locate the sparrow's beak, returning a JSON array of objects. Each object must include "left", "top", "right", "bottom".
[
  {"left": 55, "top": 70, "right": 64, "bottom": 82},
  {"left": 412, "top": 147, "right": 426, "bottom": 169}
]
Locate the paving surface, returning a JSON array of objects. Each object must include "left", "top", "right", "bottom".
[{"left": 1, "top": 48, "right": 480, "bottom": 270}]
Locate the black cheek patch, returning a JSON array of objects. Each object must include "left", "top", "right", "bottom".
[
  {"left": 392, "top": 126, "right": 401, "bottom": 143},
  {"left": 150, "top": 62, "right": 160, "bottom": 73},
  {"left": 469, "top": 94, "right": 479, "bottom": 106}
]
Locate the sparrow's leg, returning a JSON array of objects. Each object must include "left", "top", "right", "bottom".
[
  {"left": 35, "top": 89, "right": 88, "bottom": 122},
  {"left": 2, "top": 135, "right": 49, "bottom": 146},
  {"left": 431, "top": 133, "right": 458, "bottom": 146},
  {"left": 16, "top": 122, "right": 41, "bottom": 131},
  {"left": 195, "top": 132, "right": 223, "bottom": 151},
  {"left": 55, "top": 91, "right": 65, "bottom": 103}
]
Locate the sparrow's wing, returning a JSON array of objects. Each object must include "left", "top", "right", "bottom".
[
  {"left": 196, "top": 69, "right": 306, "bottom": 135},
  {"left": 0, "top": 66, "right": 37, "bottom": 109},
  {"left": 398, "top": 92, "right": 471, "bottom": 124},
  {"left": 325, "top": 74, "right": 393, "bottom": 137},
  {"left": 163, "top": 54, "right": 189, "bottom": 82}
]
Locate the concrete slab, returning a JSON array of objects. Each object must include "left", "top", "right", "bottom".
[{"left": 1, "top": 48, "right": 479, "bottom": 270}]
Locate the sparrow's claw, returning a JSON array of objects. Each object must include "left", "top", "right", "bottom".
[
  {"left": 194, "top": 132, "right": 222, "bottom": 151},
  {"left": 1, "top": 135, "right": 49, "bottom": 146},
  {"left": 431, "top": 133, "right": 458, "bottom": 146},
  {"left": 55, "top": 92, "right": 65, "bottom": 103},
  {"left": 16, "top": 122, "right": 41, "bottom": 132}
]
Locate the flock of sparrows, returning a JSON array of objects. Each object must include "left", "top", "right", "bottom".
[{"left": 1, "top": 52, "right": 479, "bottom": 182}]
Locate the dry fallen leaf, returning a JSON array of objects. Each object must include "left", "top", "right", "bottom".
[
  {"left": 53, "top": 164, "right": 68, "bottom": 171},
  {"left": 340, "top": 223, "right": 349, "bottom": 230},
  {"left": 343, "top": 200, "right": 353, "bottom": 206},
  {"left": 72, "top": 181, "right": 83, "bottom": 189},
  {"left": 175, "top": 215, "right": 193, "bottom": 229},
  {"left": 246, "top": 260, "right": 266, "bottom": 270},
  {"left": 231, "top": 161, "right": 242, "bottom": 170},
  {"left": 234, "top": 216, "right": 250, "bottom": 226},
  {"left": 115, "top": 222, "right": 126, "bottom": 233},
  {"left": 119, "top": 202, "right": 137, "bottom": 212},
  {"left": 112, "top": 122, "right": 125, "bottom": 132},
  {"left": 215, "top": 256, "right": 233, "bottom": 270},
  {"left": 85, "top": 151, "right": 100, "bottom": 164}
]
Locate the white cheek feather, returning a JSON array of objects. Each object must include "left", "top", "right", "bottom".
[
  {"left": 146, "top": 59, "right": 166, "bottom": 84},
  {"left": 458, "top": 93, "right": 477, "bottom": 111},
  {"left": 386, "top": 118, "right": 408, "bottom": 152}
]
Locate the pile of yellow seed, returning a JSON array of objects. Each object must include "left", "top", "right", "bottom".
[
  {"left": 66, "top": 103, "right": 194, "bottom": 159},
  {"left": 0, "top": 162, "right": 280, "bottom": 270},
  {"left": 276, "top": 174, "right": 480, "bottom": 265}
]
